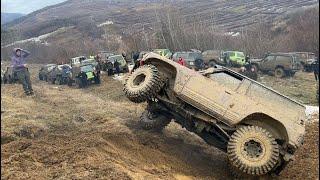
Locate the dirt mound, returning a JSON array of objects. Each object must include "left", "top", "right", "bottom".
[{"left": 1, "top": 65, "right": 319, "bottom": 179}]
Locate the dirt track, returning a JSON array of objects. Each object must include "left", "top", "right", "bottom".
[{"left": 1, "top": 65, "right": 319, "bottom": 179}]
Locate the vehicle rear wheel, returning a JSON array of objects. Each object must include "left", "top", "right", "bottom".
[
  {"left": 67, "top": 78, "right": 73, "bottom": 86},
  {"left": 227, "top": 126, "right": 280, "bottom": 176},
  {"left": 123, "top": 64, "right": 165, "bottom": 103},
  {"left": 140, "top": 110, "right": 171, "bottom": 131},
  {"left": 251, "top": 64, "right": 259, "bottom": 73},
  {"left": 51, "top": 78, "right": 56, "bottom": 84},
  {"left": 56, "top": 76, "right": 62, "bottom": 85},
  {"left": 274, "top": 68, "right": 285, "bottom": 78},
  {"left": 209, "top": 60, "right": 216, "bottom": 67}
]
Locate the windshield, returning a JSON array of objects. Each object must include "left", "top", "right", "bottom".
[
  {"left": 80, "top": 65, "right": 93, "bottom": 72},
  {"left": 309, "top": 54, "right": 316, "bottom": 59},
  {"left": 109, "top": 55, "right": 125, "bottom": 63},
  {"left": 189, "top": 52, "right": 202, "bottom": 60},
  {"left": 236, "top": 52, "right": 245, "bottom": 58}
]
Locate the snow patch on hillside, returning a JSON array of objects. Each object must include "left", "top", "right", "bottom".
[
  {"left": 97, "top": 20, "right": 114, "bottom": 27},
  {"left": 305, "top": 105, "right": 319, "bottom": 121},
  {"left": 2, "top": 26, "right": 73, "bottom": 48}
]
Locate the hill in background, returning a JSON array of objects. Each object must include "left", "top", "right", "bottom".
[
  {"left": 1, "top": 13, "right": 25, "bottom": 24},
  {"left": 0, "top": 0, "right": 318, "bottom": 63}
]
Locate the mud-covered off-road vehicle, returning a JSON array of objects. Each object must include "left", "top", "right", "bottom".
[
  {"left": 290, "top": 52, "right": 317, "bottom": 72},
  {"left": 172, "top": 51, "right": 205, "bottom": 70},
  {"left": 250, "top": 53, "right": 301, "bottom": 78},
  {"left": 123, "top": 52, "right": 306, "bottom": 178},
  {"left": 47, "top": 64, "right": 72, "bottom": 85},
  {"left": 3, "top": 66, "right": 19, "bottom": 84},
  {"left": 39, "top": 64, "right": 57, "bottom": 81},
  {"left": 68, "top": 63, "right": 100, "bottom": 88}
]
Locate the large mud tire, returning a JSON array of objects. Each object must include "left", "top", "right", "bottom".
[
  {"left": 140, "top": 110, "right": 171, "bottom": 131},
  {"left": 227, "top": 126, "right": 279, "bottom": 176},
  {"left": 124, "top": 65, "right": 164, "bottom": 103}
]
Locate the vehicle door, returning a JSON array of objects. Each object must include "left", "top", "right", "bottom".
[
  {"left": 259, "top": 55, "right": 275, "bottom": 71},
  {"left": 180, "top": 70, "right": 241, "bottom": 122}
]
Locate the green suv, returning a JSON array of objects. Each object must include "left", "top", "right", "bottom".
[
  {"left": 68, "top": 64, "right": 100, "bottom": 88},
  {"left": 223, "top": 51, "right": 246, "bottom": 66}
]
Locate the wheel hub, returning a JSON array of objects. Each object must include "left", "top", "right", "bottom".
[
  {"left": 243, "top": 140, "right": 263, "bottom": 159},
  {"left": 133, "top": 73, "right": 146, "bottom": 87}
]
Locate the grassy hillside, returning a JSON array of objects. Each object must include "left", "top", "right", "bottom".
[{"left": 1, "top": 13, "right": 25, "bottom": 24}]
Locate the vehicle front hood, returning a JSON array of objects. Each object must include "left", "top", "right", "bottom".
[
  {"left": 250, "top": 58, "right": 262, "bottom": 63},
  {"left": 306, "top": 58, "right": 317, "bottom": 64}
]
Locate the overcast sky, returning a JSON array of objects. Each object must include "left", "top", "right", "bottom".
[{"left": 1, "top": 0, "right": 67, "bottom": 14}]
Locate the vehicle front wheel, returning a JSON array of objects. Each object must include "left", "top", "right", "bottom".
[
  {"left": 274, "top": 67, "right": 285, "bottom": 78},
  {"left": 56, "top": 76, "right": 62, "bottom": 85},
  {"left": 227, "top": 126, "right": 280, "bottom": 176},
  {"left": 75, "top": 78, "right": 83, "bottom": 88},
  {"left": 123, "top": 64, "right": 165, "bottom": 103},
  {"left": 140, "top": 110, "right": 171, "bottom": 131}
]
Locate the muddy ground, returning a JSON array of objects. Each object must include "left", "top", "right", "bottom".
[{"left": 1, "top": 64, "right": 319, "bottom": 179}]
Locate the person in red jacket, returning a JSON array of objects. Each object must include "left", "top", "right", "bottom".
[{"left": 178, "top": 57, "right": 186, "bottom": 66}]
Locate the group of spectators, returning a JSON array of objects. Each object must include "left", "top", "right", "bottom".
[
  {"left": 95, "top": 54, "right": 121, "bottom": 76},
  {"left": 9, "top": 47, "right": 319, "bottom": 98}
]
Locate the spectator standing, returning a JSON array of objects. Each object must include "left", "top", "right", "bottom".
[{"left": 11, "top": 48, "right": 33, "bottom": 95}]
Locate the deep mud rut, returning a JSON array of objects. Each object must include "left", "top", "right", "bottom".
[{"left": 1, "top": 65, "right": 319, "bottom": 180}]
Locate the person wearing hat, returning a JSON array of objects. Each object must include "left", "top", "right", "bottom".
[{"left": 11, "top": 48, "right": 33, "bottom": 95}]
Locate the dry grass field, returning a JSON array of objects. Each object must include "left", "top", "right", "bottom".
[{"left": 1, "top": 64, "right": 318, "bottom": 179}]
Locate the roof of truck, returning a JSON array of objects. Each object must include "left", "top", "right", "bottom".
[{"left": 218, "top": 65, "right": 305, "bottom": 107}]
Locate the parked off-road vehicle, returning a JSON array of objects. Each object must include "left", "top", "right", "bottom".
[
  {"left": 223, "top": 51, "right": 246, "bottom": 66},
  {"left": 70, "top": 56, "right": 87, "bottom": 67},
  {"left": 3, "top": 67, "right": 19, "bottom": 84},
  {"left": 250, "top": 53, "right": 301, "bottom": 78},
  {"left": 68, "top": 63, "right": 100, "bottom": 88},
  {"left": 202, "top": 50, "right": 246, "bottom": 67},
  {"left": 39, "top": 64, "right": 57, "bottom": 81},
  {"left": 97, "top": 51, "right": 114, "bottom": 71},
  {"left": 202, "top": 50, "right": 224, "bottom": 67},
  {"left": 172, "top": 51, "right": 205, "bottom": 70},
  {"left": 290, "top": 52, "right": 316, "bottom": 72},
  {"left": 107, "top": 54, "right": 129, "bottom": 73},
  {"left": 152, "top": 49, "right": 172, "bottom": 59},
  {"left": 47, "top": 64, "right": 72, "bottom": 85},
  {"left": 123, "top": 52, "right": 306, "bottom": 178}
]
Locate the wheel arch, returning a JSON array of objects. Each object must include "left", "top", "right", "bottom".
[
  {"left": 240, "top": 113, "right": 289, "bottom": 144},
  {"left": 275, "top": 65, "right": 285, "bottom": 70}
]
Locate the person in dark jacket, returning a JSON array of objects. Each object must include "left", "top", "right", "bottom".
[
  {"left": 11, "top": 48, "right": 33, "bottom": 95},
  {"left": 114, "top": 60, "right": 120, "bottom": 76},
  {"left": 312, "top": 58, "right": 319, "bottom": 81},
  {"left": 106, "top": 61, "right": 113, "bottom": 76}
]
